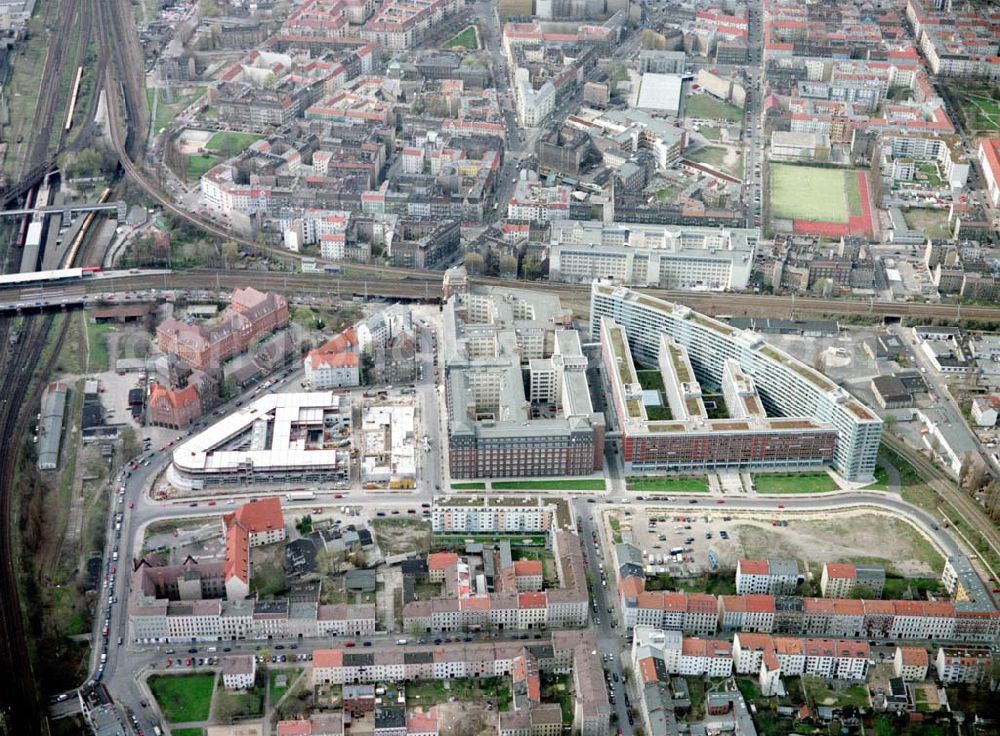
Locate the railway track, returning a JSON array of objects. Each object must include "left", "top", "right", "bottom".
[
  {"left": 22, "top": 0, "right": 80, "bottom": 177},
  {"left": 13, "top": 269, "right": 994, "bottom": 323},
  {"left": 0, "top": 310, "right": 66, "bottom": 734}
]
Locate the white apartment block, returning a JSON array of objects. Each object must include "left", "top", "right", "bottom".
[
  {"left": 731, "top": 634, "right": 869, "bottom": 681},
  {"left": 735, "top": 559, "right": 800, "bottom": 596},
  {"left": 432, "top": 497, "right": 556, "bottom": 534},
  {"left": 894, "top": 646, "right": 929, "bottom": 681},
  {"left": 935, "top": 646, "right": 993, "bottom": 685},
  {"left": 513, "top": 67, "right": 555, "bottom": 128},
  {"left": 548, "top": 220, "right": 758, "bottom": 291},
  {"left": 221, "top": 655, "right": 256, "bottom": 690}
]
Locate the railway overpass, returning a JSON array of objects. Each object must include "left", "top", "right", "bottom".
[
  {"left": 0, "top": 269, "right": 996, "bottom": 323},
  {"left": 0, "top": 200, "right": 127, "bottom": 222}
]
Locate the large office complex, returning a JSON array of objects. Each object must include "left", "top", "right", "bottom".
[
  {"left": 548, "top": 220, "right": 759, "bottom": 290},
  {"left": 591, "top": 283, "right": 881, "bottom": 481},
  {"left": 443, "top": 275, "right": 605, "bottom": 479},
  {"left": 168, "top": 392, "right": 352, "bottom": 490}
]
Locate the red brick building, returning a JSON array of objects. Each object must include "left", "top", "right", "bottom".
[{"left": 156, "top": 287, "right": 290, "bottom": 370}]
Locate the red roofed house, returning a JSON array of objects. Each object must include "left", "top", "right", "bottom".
[
  {"left": 304, "top": 327, "right": 360, "bottom": 388},
  {"left": 820, "top": 563, "right": 857, "bottom": 598},
  {"left": 894, "top": 646, "right": 929, "bottom": 681},
  {"left": 407, "top": 706, "right": 439, "bottom": 736},
  {"left": 277, "top": 720, "right": 314, "bottom": 736},
  {"left": 222, "top": 497, "right": 285, "bottom": 600},
  {"left": 223, "top": 497, "right": 286, "bottom": 547},
  {"left": 312, "top": 648, "right": 345, "bottom": 686},
  {"left": 513, "top": 560, "right": 544, "bottom": 592},
  {"left": 224, "top": 520, "right": 251, "bottom": 600},
  {"left": 147, "top": 383, "right": 204, "bottom": 430},
  {"left": 428, "top": 552, "right": 460, "bottom": 582}
]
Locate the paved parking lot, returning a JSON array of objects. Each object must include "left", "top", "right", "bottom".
[{"left": 610, "top": 507, "right": 744, "bottom": 577}]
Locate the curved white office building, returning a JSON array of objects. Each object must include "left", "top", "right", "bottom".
[{"left": 591, "top": 282, "right": 882, "bottom": 481}]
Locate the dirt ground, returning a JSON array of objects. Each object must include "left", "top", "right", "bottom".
[
  {"left": 612, "top": 509, "right": 942, "bottom": 579},
  {"left": 436, "top": 701, "right": 496, "bottom": 736},
  {"left": 372, "top": 518, "right": 432, "bottom": 556},
  {"left": 733, "top": 514, "right": 942, "bottom": 578}
]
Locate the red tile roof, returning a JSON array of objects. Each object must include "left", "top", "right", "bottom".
[
  {"left": 313, "top": 649, "right": 343, "bottom": 669},
  {"left": 638, "top": 656, "right": 659, "bottom": 684},
  {"left": 277, "top": 721, "right": 313, "bottom": 736},
  {"left": 513, "top": 560, "right": 543, "bottom": 577},
  {"left": 223, "top": 496, "right": 284, "bottom": 535},
  {"left": 744, "top": 594, "right": 777, "bottom": 614},
  {"left": 224, "top": 522, "right": 249, "bottom": 584},
  {"left": 824, "top": 562, "right": 856, "bottom": 579},
  {"left": 428, "top": 552, "right": 459, "bottom": 570},
  {"left": 739, "top": 559, "right": 769, "bottom": 575},
  {"left": 899, "top": 646, "right": 929, "bottom": 667},
  {"left": 518, "top": 592, "right": 547, "bottom": 609}
]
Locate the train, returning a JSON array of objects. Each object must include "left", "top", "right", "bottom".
[
  {"left": 14, "top": 182, "right": 38, "bottom": 248},
  {"left": 0, "top": 266, "right": 101, "bottom": 289},
  {"left": 65, "top": 66, "right": 83, "bottom": 133},
  {"left": 63, "top": 187, "right": 111, "bottom": 267}
]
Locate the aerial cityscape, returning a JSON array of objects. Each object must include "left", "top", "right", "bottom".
[{"left": 5, "top": 0, "right": 1000, "bottom": 734}]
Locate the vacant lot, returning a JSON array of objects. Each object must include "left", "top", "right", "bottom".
[
  {"left": 148, "top": 673, "right": 215, "bottom": 723},
  {"left": 734, "top": 513, "right": 943, "bottom": 577},
  {"left": 686, "top": 145, "right": 742, "bottom": 176},
  {"left": 752, "top": 472, "right": 838, "bottom": 494},
  {"left": 627, "top": 477, "right": 709, "bottom": 493},
  {"left": 372, "top": 518, "right": 432, "bottom": 555},
  {"left": 685, "top": 93, "right": 743, "bottom": 122},
  {"left": 770, "top": 164, "right": 861, "bottom": 223},
  {"left": 901, "top": 208, "right": 953, "bottom": 240}
]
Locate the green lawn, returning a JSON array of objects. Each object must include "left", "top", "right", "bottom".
[
  {"left": 685, "top": 93, "right": 743, "bottom": 122},
  {"left": 799, "top": 675, "right": 869, "bottom": 708},
  {"left": 882, "top": 575, "right": 944, "bottom": 600},
  {"left": 270, "top": 668, "right": 301, "bottom": 704},
  {"left": 769, "top": 164, "right": 860, "bottom": 224},
  {"left": 492, "top": 479, "right": 606, "bottom": 491},
  {"left": 655, "top": 184, "right": 683, "bottom": 203},
  {"left": 451, "top": 482, "right": 486, "bottom": 490},
  {"left": 444, "top": 25, "right": 479, "bottom": 49},
  {"left": 865, "top": 466, "right": 891, "bottom": 490},
  {"left": 171, "top": 730, "right": 204, "bottom": 736},
  {"left": 700, "top": 125, "right": 723, "bottom": 141},
  {"left": 84, "top": 317, "right": 113, "bottom": 372},
  {"left": 752, "top": 472, "right": 838, "bottom": 494},
  {"left": 187, "top": 154, "right": 221, "bottom": 181},
  {"left": 215, "top": 678, "right": 265, "bottom": 717},
  {"left": 148, "top": 674, "right": 215, "bottom": 723},
  {"left": 206, "top": 131, "right": 262, "bottom": 157},
  {"left": 645, "top": 405, "right": 673, "bottom": 420},
  {"left": 406, "top": 677, "right": 508, "bottom": 707},
  {"left": 150, "top": 86, "right": 206, "bottom": 133},
  {"left": 636, "top": 370, "right": 665, "bottom": 392},
  {"left": 627, "top": 477, "right": 709, "bottom": 493}
]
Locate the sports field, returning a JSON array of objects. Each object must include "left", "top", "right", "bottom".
[{"left": 769, "top": 164, "right": 862, "bottom": 224}]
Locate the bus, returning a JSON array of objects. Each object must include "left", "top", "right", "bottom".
[{"left": 286, "top": 491, "right": 316, "bottom": 501}]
